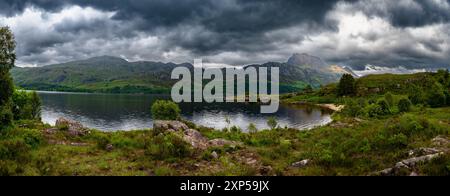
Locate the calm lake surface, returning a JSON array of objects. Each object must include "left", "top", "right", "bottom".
[{"left": 37, "top": 91, "right": 333, "bottom": 132}]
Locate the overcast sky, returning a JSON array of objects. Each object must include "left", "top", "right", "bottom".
[{"left": 0, "top": 0, "right": 449, "bottom": 69}]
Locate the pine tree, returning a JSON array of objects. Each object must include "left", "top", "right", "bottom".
[{"left": 337, "top": 74, "right": 356, "bottom": 96}]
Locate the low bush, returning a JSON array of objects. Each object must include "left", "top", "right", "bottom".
[
  {"left": 151, "top": 100, "right": 181, "bottom": 121},
  {"left": 398, "top": 98, "right": 412, "bottom": 113},
  {"left": 145, "top": 132, "right": 193, "bottom": 160}
]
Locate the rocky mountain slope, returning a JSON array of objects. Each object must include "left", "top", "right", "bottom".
[{"left": 11, "top": 54, "right": 345, "bottom": 94}]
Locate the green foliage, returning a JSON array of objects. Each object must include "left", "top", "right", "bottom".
[
  {"left": 12, "top": 90, "right": 41, "bottom": 120},
  {"left": 387, "top": 133, "right": 408, "bottom": 148},
  {"left": 337, "top": 74, "right": 356, "bottom": 96},
  {"left": 387, "top": 114, "right": 444, "bottom": 138},
  {"left": 426, "top": 83, "right": 447, "bottom": 107},
  {"left": 275, "top": 139, "right": 292, "bottom": 156},
  {"left": 408, "top": 85, "right": 426, "bottom": 105},
  {"left": 247, "top": 123, "right": 258, "bottom": 133},
  {"left": 92, "top": 132, "right": 111, "bottom": 150},
  {"left": 0, "top": 138, "right": 30, "bottom": 161},
  {"left": 398, "top": 98, "right": 412, "bottom": 113},
  {"left": 384, "top": 92, "right": 394, "bottom": 107},
  {"left": 151, "top": 100, "right": 181, "bottom": 120},
  {"left": 0, "top": 27, "right": 16, "bottom": 71},
  {"left": 0, "top": 72, "right": 14, "bottom": 106},
  {"left": 229, "top": 126, "right": 241, "bottom": 133},
  {"left": 0, "top": 27, "right": 16, "bottom": 128},
  {"left": 0, "top": 105, "right": 13, "bottom": 129},
  {"left": 365, "top": 100, "right": 391, "bottom": 118},
  {"left": 0, "top": 129, "right": 43, "bottom": 166},
  {"left": 267, "top": 117, "right": 278, "bottom": 130},
  {"left": 377, "top": 99, "right": 391, "bottom": 115},
  {"left": 145, "top": 132, "right": 193, "bottom": 160},
  {"left": 341, "top": 99, "right": 366, "bottom": 117},
  {"left": 244, "top": 130, "right": 280, "bottom": 147}
]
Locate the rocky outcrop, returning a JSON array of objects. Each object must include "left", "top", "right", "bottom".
[
  {"left": 373, "top": 135, "right": 449, "bottom": 176},
  {"left": 291, "top": 159, "right": 310, "bottom": 168},
  {"left": 374, "top": 152, "right": 444, "bottom": 176},
  {"left": 432, "top": 136, "right": 449, "bottom": 146},
  {"left": 287, "top": 53, "right": 328, "bottom": 68},
  {"left": 154, "top": 120, "right": 189, "bottom": 133},
  {"left": 208, "top": 139, "right": 241, "bottom": 148},
  {"left": 153, "top": 120, "right": 242, "bottom": 150},
  {"left": 398, "top": 153, "right": 444, "bottom": 168},
  {"left": 55, "top": 117, "right": 89, "bottom": 136},
  {"left": 183, "top": 129, "right": 209, "bottom": 150}
]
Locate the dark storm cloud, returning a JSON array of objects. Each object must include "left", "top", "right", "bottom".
[
  {"left": 351, "top": 0, "right": 450, "bottom": 28},
  {"left": 0, "top": 0, "right": 350, "bottom": 54},
  {"left": 0, "top": 0, "right": 449, "bottom": 69},
  {"left": 0, "top": 0, "right": 345, "bottom": 29}
]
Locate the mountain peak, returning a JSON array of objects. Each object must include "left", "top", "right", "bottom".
[{"left": 287, "top": 53, "right": 328, "bottom": 68}]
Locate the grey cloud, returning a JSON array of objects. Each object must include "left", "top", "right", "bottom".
[{"left": 0, "top": 0, "right": 449, "bottom": 69}]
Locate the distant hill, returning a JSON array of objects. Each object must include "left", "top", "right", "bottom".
[{"left": 11, "top": 54, "right": 345, "bottom": 94}]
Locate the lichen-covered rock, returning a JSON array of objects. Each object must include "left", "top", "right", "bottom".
[
  {"left": 374, "top": 152, "right": 444, "bottom": 176},
  {"left": 208, "top": 139, "right": 241, "bottom": 148},
  {"left": 399, "top": 153, "right": 443, "bottom": 167},
  {"left": 211, "top": 151, "right": 219, "bottom": 159},
  {"left": 55, "top": 117, "right": 89, "bottom": 136},
  {"left": 153, "top": 120, "right": 189, "bottom": 133},
  {"left": 153, "top": 120, "right": 242, "bottom": 150},
  {"left": 183, "top": 129, "right": 209, "bottom": 150},
  {"left": 432, "top": 136, "right": 449, "bottom": 146},
  {"left": 291, "top": 159, "right": 310, "bottom": 168}
]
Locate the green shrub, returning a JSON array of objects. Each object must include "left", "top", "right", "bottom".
[
  {"left": 392, "top": 114, "right": 443, "bottom": 138},
  {"left": 427, "top": 89, "right": 446, "bottom": 108},
  {"left": 267, "top": 117, "right": 278, "bottom": 130},
  {"left": 342, "top": 99, "right": 365, "bottom": 117},
  {"left": 12, "top": 90, "right": 41, "bottom": 120},
  {"left": 408, "top": 86, "right": 426, "bottom": 105},
  {"left": 247, "top": 123, "right": 258, "bottom": 133},
  {"left": 0, "top": 105, "right": 13, "bottom": 129},
  {"left": 397, "top": 114, "right": 424, "bottom": 135},
  {"left": 275, "top": 139, "right": 292, "bottom": 156},
  {"left": 384, "top": 92, "right": 394, "bottom": 108},
  {"left": 444, "top": 90, "right": 450, "bottom": 106},
  {"left": 87, "top": 131, "right": 111, "bottom": 150},
  {"left": 387, "top": 133, "right": 408, "bottom": 148},
  {"left": 398, "top": 98, "right": 412, "bottom": 113},
  {"left": 151, "top": 100, "right": 181, "bottom": 120},
  {"left": 365, "top": 100, "right": 390, "bottom": 118},
  {"left": 145, "top": 132, "right": 193, "bottom": 160},
  {"left": 18, "top": 129, "right": 44, "bottom": 149},
  {"left": 377, "top": 99, "right": 391, "bottom": 115},
  {"left": 230, "top": 126, "right": 241, "bottom": 133},
  {"left": 246, "top": 130, "right": 279, "bottom": 146},
  {"left": 29, "top": 91, "right": 41, "bottom": 120},
  {"left": 0, "top": 138, "right": 31, "bottom": 161},
  {"left": 0, "top": 73, "right": 14, "bottom": 106}
]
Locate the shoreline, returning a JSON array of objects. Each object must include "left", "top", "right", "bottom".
[{"left": 285, "top": 101, "right": 344, "bottom": 112}]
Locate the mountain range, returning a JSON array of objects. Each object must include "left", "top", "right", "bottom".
[{"left": 11, "top": 54, "right": 352, "bottom": 94}]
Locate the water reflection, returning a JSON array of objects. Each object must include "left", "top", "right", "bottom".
[{"left": 38, "top": 91, "right": 332, "bottom": 131}]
